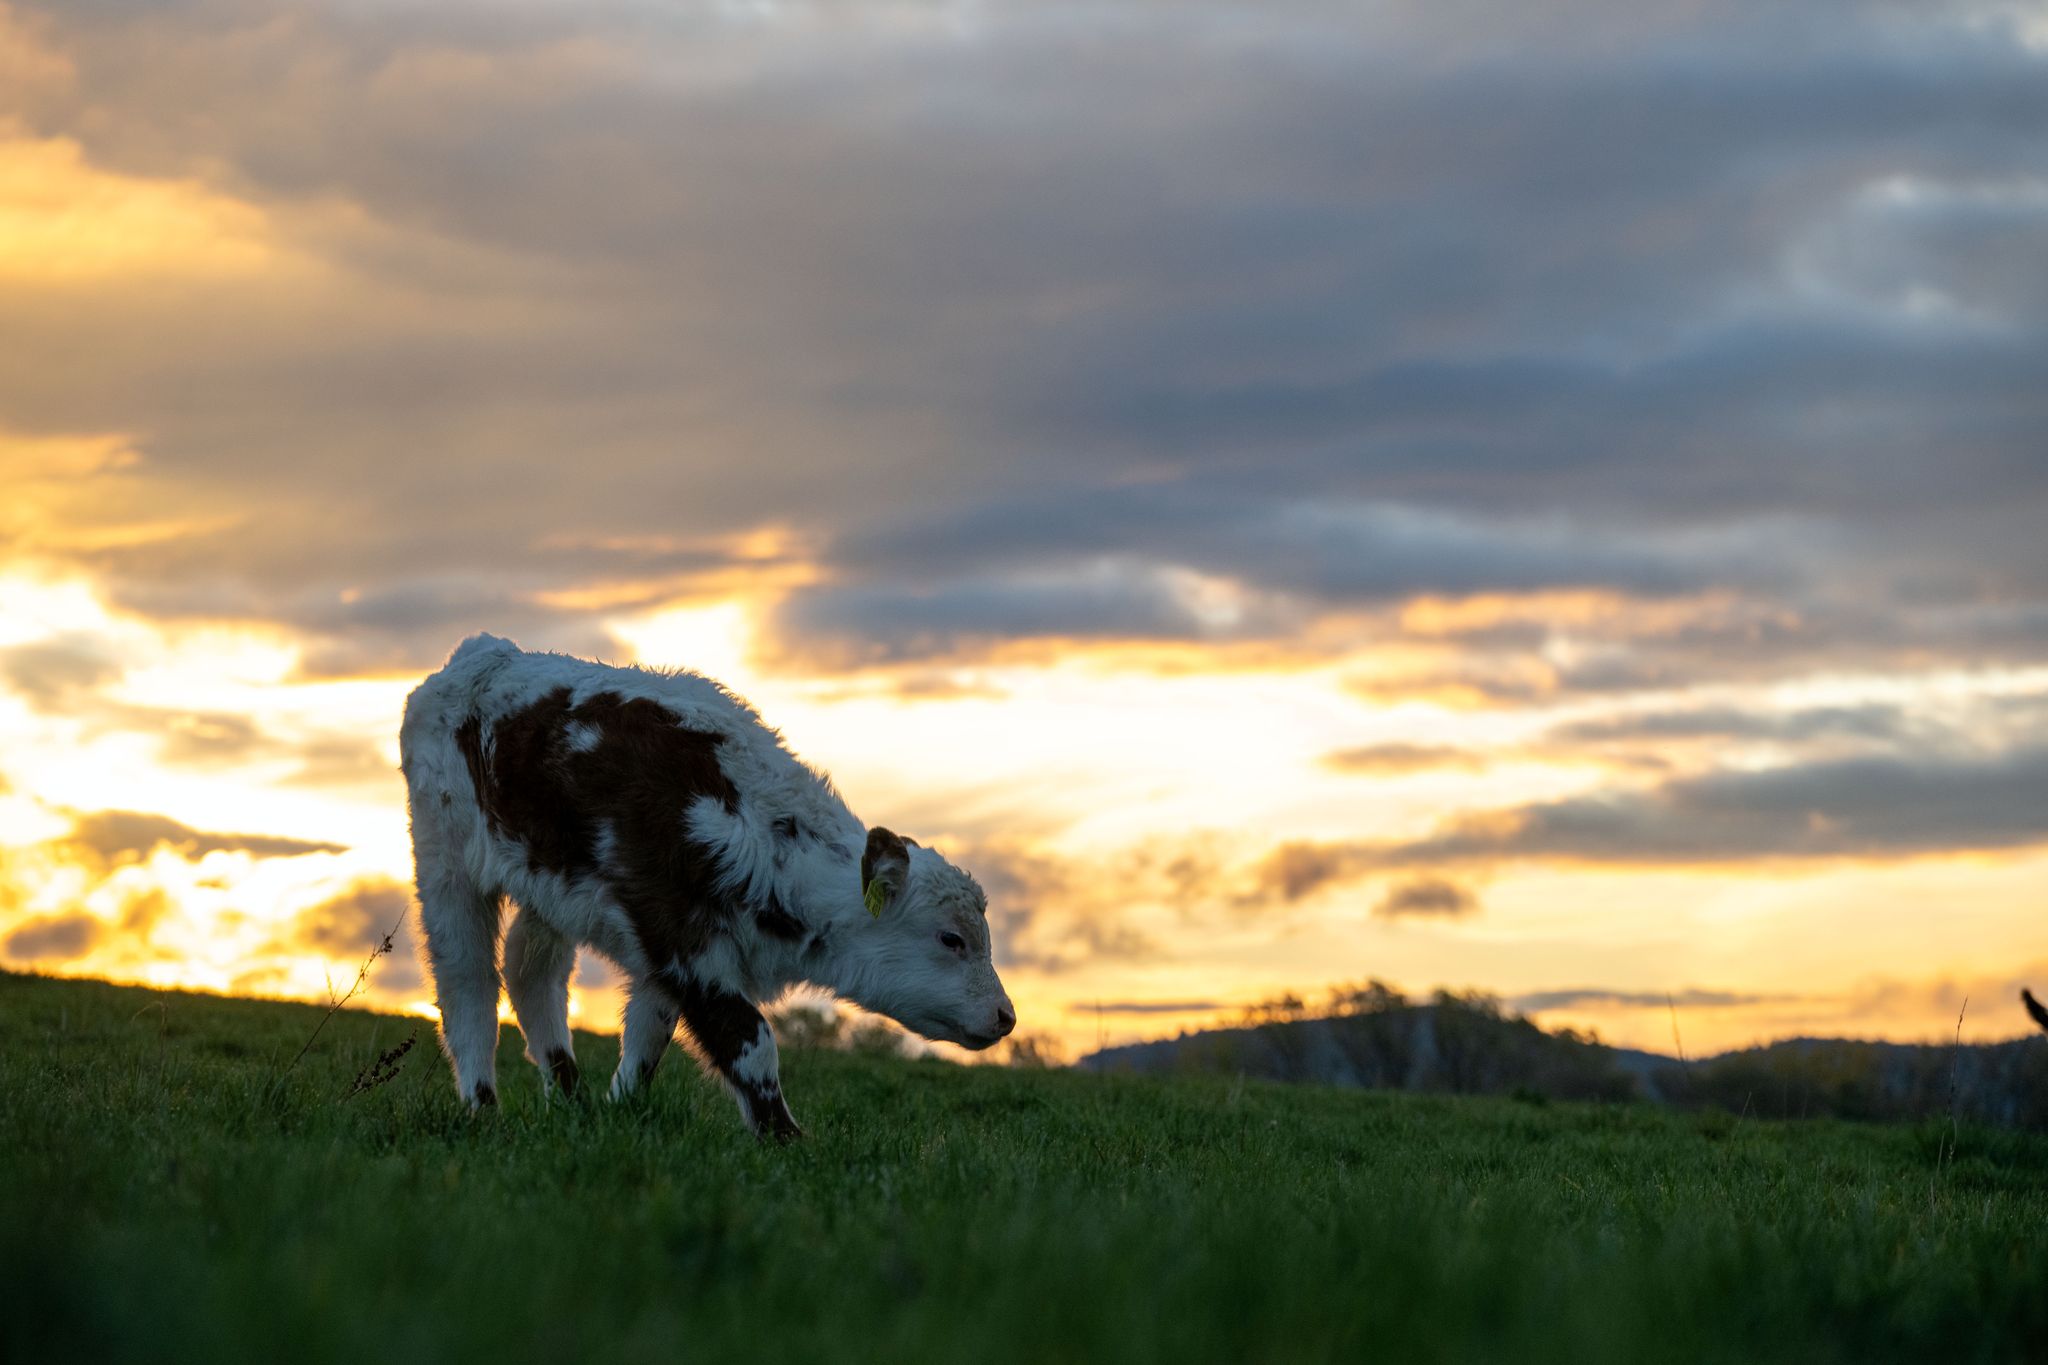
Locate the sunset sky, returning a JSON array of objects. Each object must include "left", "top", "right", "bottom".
[{"left": 3, "top": 0, "right": 2046, "bottom": 1061}]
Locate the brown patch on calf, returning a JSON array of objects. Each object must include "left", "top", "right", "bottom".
[
  {"left": 460, "top": 687, "right": 742, "bottom": 972},
  {"left": 862, "top": 827, "right": 909, "bottom": 895},
  {"left": 476, "top": 688, "right": 582, "bottom": 872},
  {"left": 455, "top": 714, "right": 489, "bottom": 815}
]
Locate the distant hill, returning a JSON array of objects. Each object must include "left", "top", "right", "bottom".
[
  {"left": 1642, "top": 1034, "right": 2048, "bottom": 1128},
  {"left": 1079, "top": 996, "right": 2048, "bottom": 1128}
]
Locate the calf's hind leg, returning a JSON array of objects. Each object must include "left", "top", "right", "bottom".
[
  {"left": 609, "top": 984, "right": 679, "bottom": 1099},
  {"left": 416, "top": 877, "right": 506, "bottom": 1108},
  {"left": 504, "top": 905, "right": 579, "bottom": 1097}
]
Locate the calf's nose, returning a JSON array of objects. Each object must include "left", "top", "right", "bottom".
[{"left": 995, "top": 1004, "right": 1017, "bottom": 1037}]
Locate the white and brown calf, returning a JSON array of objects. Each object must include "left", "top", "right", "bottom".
[{"left": 398, "top": 634, "right": 1014, "bottom": 1138}]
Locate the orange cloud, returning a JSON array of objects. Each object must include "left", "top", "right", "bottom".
[{"left": 0, "top": 131, "right": 282, "bottom": 284}]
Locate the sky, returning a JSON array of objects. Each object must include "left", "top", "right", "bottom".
[{"left": 2, "top": 0, "right": 2046, "bottom": 1062}]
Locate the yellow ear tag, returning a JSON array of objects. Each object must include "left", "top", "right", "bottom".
[{"left": 863, "top": 878, "right": 886, "bottom": 918}]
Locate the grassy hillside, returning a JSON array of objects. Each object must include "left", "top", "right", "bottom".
[{"left": 6, "top": 972, "right": 2047, "bottom": 1365}]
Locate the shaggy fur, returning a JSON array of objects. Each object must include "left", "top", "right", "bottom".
[{"left": 400, "top": 634, "right": 1013, "bottom": 1136}]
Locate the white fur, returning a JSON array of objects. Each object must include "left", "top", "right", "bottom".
[{"left": 400, "top": 633, "right": 1014, "bottom": 1118}]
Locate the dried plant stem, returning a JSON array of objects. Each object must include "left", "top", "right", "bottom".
[
  {"left": 1941, "top": 996, "right": 1968, "bottom": 1172},
  {"left": 344, "top": 1028, "right": 419, "bottom": 1099},
  {"left": 1931, "top": 995, "right": 1968, "bottom": 1208},
  {"left": 272, "top": 907, "right": 409, "bottom": 1088}
]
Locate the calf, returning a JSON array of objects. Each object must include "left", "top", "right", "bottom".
[{"left": 399, "top": 634, "right": 1014, "bottom": 1137}]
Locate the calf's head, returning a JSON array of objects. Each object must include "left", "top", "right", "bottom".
[{"left": 851, "top": 827, "right": 1015, "bottom": 1050}]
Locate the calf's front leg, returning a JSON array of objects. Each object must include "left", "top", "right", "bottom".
[{"left": 671, "top": 975, "right": 802, "bottom": 1141}]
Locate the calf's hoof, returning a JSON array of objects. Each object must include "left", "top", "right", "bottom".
[{"left": 546, "top": 1048, "right": 581, "bottom": 1099}]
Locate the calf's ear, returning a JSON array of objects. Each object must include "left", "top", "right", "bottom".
[{"left": 861, "top": 827, "right": 911, "bottom": 915}]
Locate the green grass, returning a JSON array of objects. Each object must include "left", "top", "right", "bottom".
[{"left": 5, "top": 972, "right": 2046, "bottom": 1364}]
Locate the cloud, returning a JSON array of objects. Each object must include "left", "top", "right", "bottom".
[
  {"left": 1275, "top": 745, "right": 2048, "bottom": 880},
  {"left": 1513, "top": 987, "right": 1802, "bottom": 1013},
  {"left": 1406, "top": 747, "right": 2048, "bottom": 866},
  {"left": 0, "top": 0, "right": 2040, "bottom": 683},
  {"left": 282, "top": 736, "right": 398, "bottom": 789},
  {"left": 1249, "top": 842, "right": 1377, "bottom": 904},
  {"left": 766, "top": 564, "right": 1268, "bottom": 669},
  {"left": 1064, "top": 1000, "right": 1226, "bottom": 1016},
  {"left": 153, "top": 711, "right": 268, "bottom": 767},
  {"left": 104, "top": 573, "right": 637, "bottom": 680},
  {"left": 115, "top": 888, "right": 171, "bottom": 940},
  {"left": 968, "top": 841, "right": 1161, "bottom": 974},
  {"left": 1373, "top": 877, "right": 1480, "bottom": 919},
  {"left": 0, "top": 624, "right": 395, "bottom": 780},
  {"left": 1322, "top": 744, "right": 1489, "bottom": 775},
  {"left": 64, "top": 810, "right": 346, "bottom": 863},
  {"left": 818, "top": 491, "right": 1741, "bottom": 605},
  {"left": 285, "top": 879, "right": 421, "bottom": 991},
  {"left": 0, "top": 633, "right": 121, "bottom": 709},
  {"left": 292, "top": 880, "right": 409, "bottom": 955},
  {"left": 3, "top": 911, "right": 103, "bottom": 961},
  {"left": 1550, "top": 702, "right": 1920, "bottom": 746}
]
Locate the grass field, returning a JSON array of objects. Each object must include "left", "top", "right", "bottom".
[{"left": 5, "top": 971, "right": 2046, "bottom": 1364}]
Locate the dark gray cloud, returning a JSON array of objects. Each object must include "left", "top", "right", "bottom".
[
  {"left": 1322, "top": 744, "right": 1489, "bottom": 775},
  {"left": 282, "top": 736, "right": 399, "bottom": 790},
  {"left": 767, "top": 566, "right": 1256, "bottom": 668},
  {"left": 105, "top": 574, "right": 637, "bottom": 680},
  {"left": 1350, "top": 602, "right": 2048, "bottom": 709},
  {"left": 1514, "top": 987, "right": 1801, "bottom": 1013},
  {"left": 286, "top": 879, "right": 421, "bottom": 991},
  {"left": 65, "top": 810, "right": 347, "bottom": 863},
  {"left": 814, "top": 489, "right": 1742, "bottom": 599},
  {"left": 1064, "top": 1000, "right": 1226, "bottom": 1016},
  {"left": 1, "top": 0, "right": 2044, "bottom": 678},
  {"left": 1550, "top": 690, "right": 2048, "bottom": 752},
  {"left": 0, "top": 635, "right": 122, "bottom": 710},
  {"left": 153, "top": 712, "right": 268, "bottom": 767},
  {"left": 1407, "top": 747, "right": 2048, "bottom": 865},
  {"left": 3, "top": 912, "right": 104, "bottom": 961},
  {"left": 771, "top": 493, "right": 1757, "bottom": 661},
  {"left": 1280, "top": 745, "right": 2048, "bottom": 878},
  {"left": 1373, "top": 877, "right": 1481, "bottom": 920},
  {"left": 575, "top": 952, "right": 626, "bottom": 990},
  {"left": 1551, "top": 702, "right": 1919, "bottom": 746},
  {"left": 0, "top": 635, "right": 402, "bottom": 780},
  {"left": 1250, "top": 841, "right": 1376, "bottom": 905},
  {"left": 0, "top": 891, "right": 175, "bottom": 965},
  {"left": 969, "top": 841, "right": 1160, "bottom": 973}
]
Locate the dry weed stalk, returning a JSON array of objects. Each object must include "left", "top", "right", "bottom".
[
  {"left": 1930, "top": 995, "right": 1968, "bottom": 1208},
  {"left": 271, "top": 906, "right": 410, "bottom": 1090},
  {"left": 344, "top": 1028, "right": 419, "bottom": 1099}
]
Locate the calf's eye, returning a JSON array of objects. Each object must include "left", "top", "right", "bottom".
[{"left": 938, "top": 931, "right": 967, "bottom": 954}]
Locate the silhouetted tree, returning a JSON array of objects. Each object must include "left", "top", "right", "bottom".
[{"left": 1329, "top": 980, "right": 1406, "bottom": 1016}]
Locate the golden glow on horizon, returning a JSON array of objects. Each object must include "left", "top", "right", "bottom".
[{"left": 3, "top": 559, "right": 2045, "bottom": 1064}]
